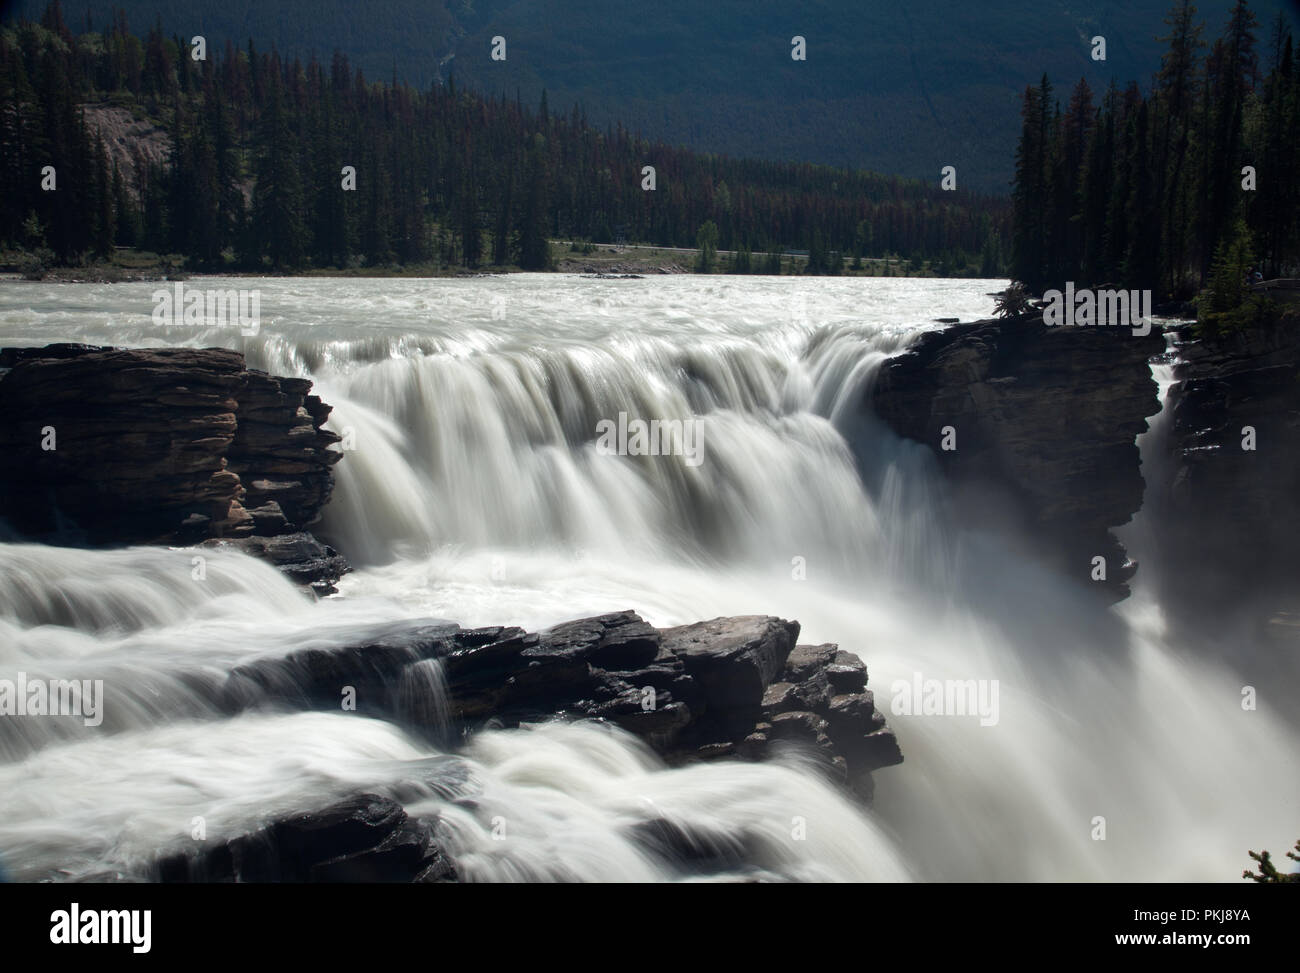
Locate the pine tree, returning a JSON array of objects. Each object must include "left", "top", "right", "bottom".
[
  {"left": 1156, "top": 0, "right": 1205, "bottom": 294},
  {"left": 90, "top": 134, "right": 114, "bottom": 258},
  {"left": 517, "top": 134, "right": 552, "bottom": 270},
  {"left": 1199, "top": 0, "right": 1258, "bottom": 275},
  {"left": 1011, "top": 76, "right": 1053, "bottom": 290},
  {"left": 251, "top": 66, "right": 306, "bottom": 268},
  {"left": 1122, "top": 102, "right": 1162, "bottom": 288},
  {"left": 1249, "top": 16, "right": 1295, "bottom": 277},
  {"left": 695, "top": 220, "right": 718, "bottom": 272},
  {"left": 456, "top": 155, "right": 482, "bottom": 269},
  {"left": 492, "top": 177, "right": 513, "bottom": 266},
  {"left": 111, "top": 160, "right": 139, "bottom": 247}
]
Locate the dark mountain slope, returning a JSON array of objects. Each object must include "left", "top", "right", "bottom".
[{"left": 10, "top": 0, "right": 1295, "bottom": 190}]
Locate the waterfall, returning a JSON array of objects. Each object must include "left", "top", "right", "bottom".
[{"left": 1, "top": 275, "right": 1295, "bottom": 883}]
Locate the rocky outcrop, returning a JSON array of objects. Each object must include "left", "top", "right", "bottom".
[
  {"left": 218, "top": 611, "right": 901, "bottom": 800},
  {"left": 1160, "top": 314, "right": 1300, "bottom": 631},
  {"left": 158, "top": 610, "right": 901, "bottom": 882},
  {"left": 0, "top": 343, "right": 346, "bottom": 591},
  {"left": 871, "top": 313, "right": 1164, "bottom": 602}
]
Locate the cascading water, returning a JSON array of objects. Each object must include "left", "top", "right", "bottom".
[{"left": 0, "top": 275, "right": 1295, "bottom": 882}]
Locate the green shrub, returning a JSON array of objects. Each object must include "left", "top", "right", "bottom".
[{"left": 995, "top": 281, "right": 1032, "bottom": 318}]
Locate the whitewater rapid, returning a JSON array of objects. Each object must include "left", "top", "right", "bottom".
[{"left": 0, "top": 275, "right": 1295, "bottom": 882}]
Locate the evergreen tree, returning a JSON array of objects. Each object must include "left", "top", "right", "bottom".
[
  {"left": 492, "top": 177, "right": 513, "bottom": 266},
  {"left": 1011, "top": 76, "right": 1053, "bottom": 289},
  {"left": 517, "top": 134, "right": 552, "bottom": 270},
  {"left": 1199, "top": 0, "right": 1258, "bottom": 276},
  {"left": 456, "top": 155, "right": 482, "bottom": 268},
  {"left": 1010, "top": 1, "right": 1296, "bottom": 299},
  {"left": 695, "top": 220, "right": 718, "bottom": 272},
  {"left": 1156, "top": 0, "right": 1205, "bottom": 294},
  {"left": 251, "top": 66, "right": 306, "bottom": 268}
]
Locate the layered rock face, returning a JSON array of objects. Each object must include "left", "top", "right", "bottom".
[
  {"left": 1161, "top": 315, "right": 1300, "bottom": 632},
  {"left": 158, "top": 610, "right": 901, "bottom": 882},
  {"left": 0, "top": 343, "right": 346, "bottom": 589},
  {"left": 871, "top": 314, "right": 1164, "bottom": 601}
]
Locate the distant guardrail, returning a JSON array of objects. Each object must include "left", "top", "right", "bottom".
[{"left": 1249, "top": 278, "right": 1300, "bottom": 302}]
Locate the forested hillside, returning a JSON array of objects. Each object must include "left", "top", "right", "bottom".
[
  {"left": 0, "top": 2, "right": 1009, "bottom": 273},
  {"left": 8, "top": 0, "right": 1295, "bottom": 191}
]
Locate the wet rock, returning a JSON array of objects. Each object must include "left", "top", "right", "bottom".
[
  {"left": 659, "top": 615, "right": 798, "bottom": 739},
  {"left": 827, "top": 652, "right": 868, "bottom": 693},
  {"left": 156, "top": 793, "right": 456, "bottom": 883},
  {"left": 1160, "top": 315, "right": 1300, "bottom": 635},
  {"left": 209, "top": 611, "right": 902, "bottom": 803},
  {"left": 0, "top": 343, "right": 349, "bottom": 589},
  {"left": 220, "top": 622, "right": 458, "bottom": 717},
  {"left": 871, "top": 313, "right": 1164, "bottom": 602},
  {"left": 246, "top": 500, "right": 292, "bottom": 535},
  {"left": 201, "top": 531, "right": 350, "bottom": 593},
  {"left": 783, "top": 643, "right": 839, "bottom": 682},
  {"left": 628, "top": 817, "right": 750, "bottom": 874}
]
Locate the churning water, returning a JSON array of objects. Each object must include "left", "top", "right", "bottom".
[{"left": 0, "top": 275, "right": 1294, "bottom": 882}]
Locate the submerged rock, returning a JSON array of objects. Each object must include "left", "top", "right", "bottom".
[
  {"left": 200, "top": 532, "right": 351, "bottom": 595},
  {"left": 155, "top": 793, "right": 457, "bottom": 883}
]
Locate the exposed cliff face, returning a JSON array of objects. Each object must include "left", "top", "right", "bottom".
[
  {"left": 81, "top": 104, "right": 172, "bottom": 203},
  {"left": 1160, "top": 315, "right": 1300, "bottom": 633},
  {"left": 871, "top": 314, "right": 1165, "bottom": 602},
  {"left": 0, "top": 344, "right": 346, "bottom": 590}
]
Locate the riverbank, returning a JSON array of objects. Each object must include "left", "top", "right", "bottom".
[{"left": 0, "top": 242, "right": 997, "bottom": 283}]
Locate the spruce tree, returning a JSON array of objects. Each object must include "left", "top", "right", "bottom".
[{"left": 517, "top": 134, "right": 552, "bottom": 270}]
